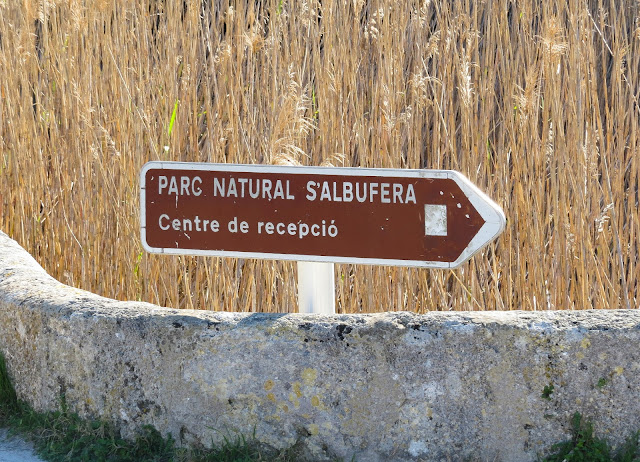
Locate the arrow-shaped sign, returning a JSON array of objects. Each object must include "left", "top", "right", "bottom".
[{"left": 140, "top": 162, "right": 505, "bottom": 268}]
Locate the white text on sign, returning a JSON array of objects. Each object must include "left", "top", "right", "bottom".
[{"left": 157, "top": 175, "right": 417, "bottom": 204}]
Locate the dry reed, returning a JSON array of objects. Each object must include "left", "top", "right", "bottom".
[{"left": 0, "top": 0, "right": 638, "bottom": 312}]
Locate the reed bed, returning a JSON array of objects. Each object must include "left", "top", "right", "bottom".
[{"left": 0, "top": 0, "right": 638, "bottom": 312}]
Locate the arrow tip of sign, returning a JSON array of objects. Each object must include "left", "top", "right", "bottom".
[{"left": 447, "top": 171, "right": 506, "bottom": 268}]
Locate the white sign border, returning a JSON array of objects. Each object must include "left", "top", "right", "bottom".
[{"left": 140, "top": 162, "right": 505, "bottom": 268}]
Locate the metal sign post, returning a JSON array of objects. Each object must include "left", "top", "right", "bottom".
[
  {"left": 140, "top": 162, "right": 506, "bottom": 313},
  {"left": 297, "top": 261, "right": 335, "bottom": 314}
]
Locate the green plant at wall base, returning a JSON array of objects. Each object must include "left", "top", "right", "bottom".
[
  {"left": 543, "top": 412, "right": 640, "bottom": 462},
  {"left": 543, "top": 412, "right": 611, "bottom": 461},
  {"left": 542, "top": 383, "right": 555, "bottom": 400},
  {"left": 597, "top": 377, "right": 608, "bottom": 389}
]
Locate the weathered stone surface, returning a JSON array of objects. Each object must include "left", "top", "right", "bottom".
[{"left": 0, "top": 230, "right": 639, "bottom": 461}]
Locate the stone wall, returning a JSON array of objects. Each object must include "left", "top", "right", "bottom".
[{"left": 0, "top": 230, "right": 639, "bottom": 461}]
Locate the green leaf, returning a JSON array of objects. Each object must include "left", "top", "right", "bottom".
[{"left": 168, "top": 99, "right": 179, "bottom": 137}]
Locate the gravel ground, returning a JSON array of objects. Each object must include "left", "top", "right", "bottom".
[{"left": 0, "top": 429, "right": 45, "bottom": 462}]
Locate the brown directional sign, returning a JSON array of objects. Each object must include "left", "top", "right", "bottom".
[{"left": 140, "top": 162, "right": 505, "bottom": 268}]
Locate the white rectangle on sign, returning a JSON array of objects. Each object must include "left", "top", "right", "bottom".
[{"left": 424, "top": 204, "right": 447, "bottom": 236}]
